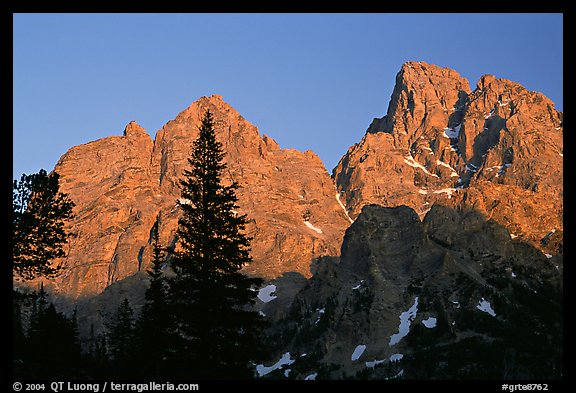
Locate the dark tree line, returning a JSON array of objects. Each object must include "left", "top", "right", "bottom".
[
  {"left": 13, "top": 285, "right": 82, "bottom": 379},
  {"left": 13, "top": 109, "right": 267, "bottom": 380}
]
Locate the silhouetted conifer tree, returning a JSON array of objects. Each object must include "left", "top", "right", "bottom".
[
  {"left": 167, "top": 109, "right": 266, "bottom": 379},
  {"left": 105, "top": 298, "right": 135, "bottom": 378},
  {"left": 134, "top": 219, "right": 172, "bottom": 378},
  {"left": 85, "top": 322, "right": 110, "bottom": 378},
  {"left": 12, "top": 290, "right": 28, "bottom": 371},
  {"left": 13, "top": 169, "right": 74, "bottom": 280}
]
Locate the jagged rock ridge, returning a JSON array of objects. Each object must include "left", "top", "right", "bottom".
[
  {"left": 333, "top": 61, "right": 563, "bottom": 256},
  {"left": 46, "top": 95, "right": 352, "bottom": 298}
]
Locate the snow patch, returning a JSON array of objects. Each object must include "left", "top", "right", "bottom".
[
  {"left": 485, "top": 110, "right": 495, "bottom": 119},
  {"left": 477, "top": 298, "right": 496, "bottom": 317},
  {"left": 404, "top": 154, "right": 439, "bottom": 177},
  {"left": 304, "top": 372, "right": 317, "bottom": 380},
  {"left": 545, "top": 254, "right": 553, "bottom": 259},
  {"left": 257, "top": 285, "right": 277, "bottom": 303},
  {"left": 304, "top": 221, "right": 323, "bottom": 234},
  {"left": 511, "top": 272, "right": 517, "bottom": 278},
  {"left": 314, "top": 308, "right": 325, "bottom": 325},
  {"left": 436, "top": 160, "right": 458, "bottom": 176},
  {"left": 465, "top": 163, "right": 478, "bottom": 172},
  {"left": 389, "top": 297, "right": 419, "bottom": 346},
  {"left": 352, "top": 280, "right": 364, "bottom": 290},
  {"left": 256, "top": 352, "right": 295, "bottom": 377},
  {"left": 443, "top": 124, "right": 462, "bottom": 139},
  {"left": 284, "top": 369, "right": 291, "bottom": 377},
  {"left": 420, "top": 207, "right": 432, "bottom": 216},
  {"left": 510, "top": 233, "right": 518, "bottom": 239},
  {"left": 385, "top": 369, "right": 405, "bottom": 380},
  {"left": 351, "top": 344, "right": 366, "bottom": 361},
  {"left": 365, "top": 359, "right": 386, "bottom": 368},
  {"left": 389, "top": 353, "right": 404, "bottom": 362},
  {"left": 336, "top": 193, "right": 354, "bottom": 223},
  {"left": 433, "top": 188, "right": 457, "bottom": 198},
  {"left": 422, "top": 317, "right": 437, "bottom": 329},
  {"left": 497, "top": 163, "right": 512, "bottom": 176}
]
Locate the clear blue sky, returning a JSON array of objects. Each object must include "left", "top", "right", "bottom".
[{"left": 13, "top": 13, "right": 563, "bottom": 179}]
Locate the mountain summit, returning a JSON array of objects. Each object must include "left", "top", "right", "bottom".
[
  {"left": 334, "top": 61, "right": 562, "bottom": 256},
  {"left": 47, "top": 94, "right": 351, "bottom": 298}
]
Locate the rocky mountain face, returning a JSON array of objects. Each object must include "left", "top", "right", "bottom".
[
  {"left": 259, "top": 204, "right": 562, "bottom": 379},
  {"left": 18, "top": 61, "right": 562, "bottom": 379},
  {"left": 333, "top": 61, "right": 563, "bottom": 256},
  {"left": 41, "top": 95, "right": 352, "bottom": 298},
  {"left": 253, "top": 62, "right": 563, "bottom": 379}
]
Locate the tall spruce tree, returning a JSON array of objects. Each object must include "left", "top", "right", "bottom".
[
  {"left": 105, "top": 298, "right": 136, "bottom": 378},
  {"left": 13, "top": 169, "right": 75, "bottom": 280},
  {"left": 135, "top": 219, "right": 172, "bottom": 378},
  {"left": 86, "top": 322, "right": 110, "bottom": 378},
  {"left": 168, "top": 109, "right": 266, "bottom": 379}
]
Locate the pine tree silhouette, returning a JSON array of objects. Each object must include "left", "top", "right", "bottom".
[
  {"left": 105, "top": 298, "right": 135, "bottom": 378},
  {"left": 13, "top": 169, "right": 75, "bottom": 280},
  {"left": 167, "top": 109, "right": 266, "bottom": 379},
  {"left": 134, "top": 219, "right": 172, "bottom": 379}
]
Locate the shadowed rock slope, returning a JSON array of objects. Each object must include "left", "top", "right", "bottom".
[{"left": 260, "top": 204, "right": 562, "bottom": 379}]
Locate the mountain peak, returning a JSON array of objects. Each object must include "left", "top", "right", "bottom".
[
  {"left": 123, "top": 121, "right": 148, "bottom": 138},
  {"left": 400, "top": 61, "right": 468, "bottom": 84},
  {"left": 174, "top": 94, "right": 240, "bottom": 124},
  {"left": 369, "top": 61, "right": 470, "bottom": 139},
  {"left": 206, "top": 93, "right": 224, "bottom": 101},
  {"left": 193, "top": 94, "right": 226, "bottom": 107},
  {"left": 476, "top": 74, "right": 497, "bottom": 90},
  {"left": 45, "top": 92, "right": 351, "bottom": 298},
  {"left": 334, "top": 61, "right": 563, "bottom": 260}
]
